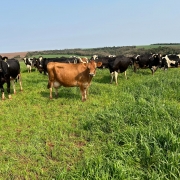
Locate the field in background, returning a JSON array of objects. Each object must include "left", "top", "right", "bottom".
[
  {"left": 136, "top": 44, "right": 180, "bottom": 49},
  {"left": 0, "top": 52, "right": 27, "bottom": 59},
  {"left": 0, "top": 61, "right": 180, "bottom": 179},
  {"left": 2, "top": 43, "right": 180, "bottom": 60}
]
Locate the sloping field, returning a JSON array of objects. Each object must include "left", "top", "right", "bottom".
[
  {"left": 0, "top": 62, "right": 180, "bottom": 179},
  {"left": 0, "top": 52, "right": 27, "bottom": 58}
]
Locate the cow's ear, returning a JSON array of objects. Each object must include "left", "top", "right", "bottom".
[{"left": 97, "top": 62, "right": 102, "bottom": 67}]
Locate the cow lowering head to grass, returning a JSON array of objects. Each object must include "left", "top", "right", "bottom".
[
  {"left": 161, "top": 54, "right": 180, "bottom": 70},
  {"left": 132, "top": 53, "right": 162, "bottom": 75}
]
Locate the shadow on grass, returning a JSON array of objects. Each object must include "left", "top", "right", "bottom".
[
  {"left": 21, "top": 68, "right": 38, "bottom": 73},
  {"left": 133, "top": 69, "right": 152, "bottom": 76},
  {"left": 40, "top": 87, "right": 80, "bottom": 100},
  {"left": 94, "top": 74, "right": 111, "bottom": 84}
]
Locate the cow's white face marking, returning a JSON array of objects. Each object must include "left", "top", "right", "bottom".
[
  {"left": 39, "top": 57, "right": 43, "bottom": 61},
  {"left": 177, "top": 54, "right": 180, "bottom": 59},
  {"left": 92, "top": 55, "right": 98, "bottom": 60},
  {"left": 135, "top": 55, "right": 140, "bottom": 59},
  {"left": 53, "top": 81, "right": 60, "bottom": 88}
]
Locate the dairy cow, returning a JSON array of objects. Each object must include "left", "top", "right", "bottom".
[
  {"left": 90, "top": 55, "right": 116, "bottom": 69},
  {"left": 108, "top": 55, "right": 132, "bottom": 84},
  {"left": 23, "top": 57, "right": 37, "bottom": 73},
  {"left": 161, "top": 54, "right": 180, "bottom": 70},
  {"left": 132, "top": 53, "right": 162, "bottom": 75},
  {"left": 47, "top": 60, "right": 102, "bottom": 101},
  {"left": 0, "top": 58, "right": 23, "bottom": 100},
  {"left": 37, "top": 56, "right": 84, "bottom": 75}
]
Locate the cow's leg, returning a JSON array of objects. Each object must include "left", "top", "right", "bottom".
[
  {"left": 151, "top": 66, "right": 158, "bottom": 75},
  {"left": 18, "top": 74, "right": 23, "bottom": 91},
  {"left": 1, "top": 86, "right": 5, "bottom": 100},
  {"left": 124, "top": 71, "right": 127, "bottom": 79},
  {"left": 80, "top": 86, "right": 87, "bottom": 102},
  {"left": 151, "top": 68, "right": 154, "bottom": 75},
  {"left": 49, "top": 87, "right": 53, "bottom": 99},
  {"left": 11, "top": 80, "right": 16, "bottom": 94},
  {"left": 55, "top": 88, "right": 58, "bottom": 98},
  {"left": 47, "top": 80, "right": 53, "bottom": 99},
  {"left": 114, "top": 71, "right": 118, "bottom": 85},
  {"left": 6, "top": 80, "right": 12, "bottom": 99},
  {"left": 133, "top": 64, "right": 137, "bottom": 72},
  {"left": 110, "top": 72, "right": 114, "bottom": 84}
]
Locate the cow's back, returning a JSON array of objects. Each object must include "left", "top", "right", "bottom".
[
  {"left": 47, "top": 62, "right": 89, "bottom": 87},
  {"left": 113, "top": 56, "right": 131, "bottom": 73}
]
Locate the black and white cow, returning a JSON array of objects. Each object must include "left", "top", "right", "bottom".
[
  {"left": 23, "top": 57, "right": 37, "bottom": 73},
  {"left": 108, "top": 55, "right": 132, "bottom": 84},
  {"left": 132, "top": 53, "right": 162, "bottom": 75},
  {"left": 36, "top": 56, "right": 82, "bottom": 75},
  {"left": 90, "top": 55, "right": 116, "bottom": 69},
  {"left": 0, "top": 58, "right": 23, "bottom": 100},
  {"left": 161, "top": 54, "right": 180, "bottom": 70}
]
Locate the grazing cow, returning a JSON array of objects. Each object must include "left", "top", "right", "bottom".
[
  {"left": 37, "top": 56, "right": 83, "bottom": 75},
  {"left": 0, "top": 58, "right": 23, "bottom": 100},
  {"left": 47, "top": 60, "right": 102, "bottom": 101},
  {"left": 108, "top": 55, "right": 132, "bottom": 84},
  {"left": 161, "top": 54, "right": 180, "bottom": 70},
  {"left": 132, "top": 53, "right": 162, "bottom": 75},
  {"left": 23, "top": 57, "right": 37, "bottom": 73}
]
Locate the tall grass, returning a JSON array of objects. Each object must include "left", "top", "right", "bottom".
[{"left": 0, "top": 63, "right": 180, "bottom": 179}]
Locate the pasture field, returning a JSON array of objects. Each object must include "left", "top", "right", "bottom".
[
  {"left": 0, "top": 62, "right": 180, "bottom": 179},
  {"left": 136, "top": 44, "right": 180, "bottom": 49}
]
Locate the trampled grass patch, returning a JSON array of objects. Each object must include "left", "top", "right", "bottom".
[{"left": 0, "top": 62, "right": 180, "bottom": 179}]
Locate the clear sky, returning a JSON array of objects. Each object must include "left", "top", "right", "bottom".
[{"left": 1, "top": 0, "right": 179, "bottom": 53}]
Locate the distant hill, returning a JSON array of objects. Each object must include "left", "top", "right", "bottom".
[
  {"left": 26, "top": 44, "right": 180, "bottom": 57},
  {"left": 1, "top": 43, "right": 180, "bottom": 59},
  {"left": 0, "top": 52, "right": 27, "bottom": 59}
]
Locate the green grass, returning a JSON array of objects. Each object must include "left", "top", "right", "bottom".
[
  {"left": 0, "top": 63, "right": 180, "bottom": 179},
  {"left": 136, "top": 44, "right": 180, "bottom": 49}
]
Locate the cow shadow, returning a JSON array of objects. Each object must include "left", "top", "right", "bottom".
[
  {"left": 134, "top": 70, "right": 152, "bottom": 76},
  {"left": 94, "top": 74, "right": 130, "bottom": 84},
  {"left": 94, "top": 74, "right": 111, "bottom": 84},
  {"left": 40, "top": 87, "right": 80, "bottom": 100}
]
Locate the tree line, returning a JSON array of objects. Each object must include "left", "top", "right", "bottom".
[{"left": 26, "top": 44, "right": 180, "bottom": 57}]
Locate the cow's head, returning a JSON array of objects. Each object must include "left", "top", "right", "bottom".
[
  {"left": 88, "top": 60, "right": 102, "bottom": 76},
  {"left": 90, "top": 55, "right": 98, "bottom": 61},
  {"left": 36, "top": 56, "right": 44, "bottom": 73}
]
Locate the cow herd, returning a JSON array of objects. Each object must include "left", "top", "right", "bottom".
[{"left": 0, "top": 53, "right": 180, "bottom": 101}]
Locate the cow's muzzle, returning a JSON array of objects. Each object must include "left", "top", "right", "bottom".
[{"left": 89, "top": 73, "right": 95, "bottom": 77}]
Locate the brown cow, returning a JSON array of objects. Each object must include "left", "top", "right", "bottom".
[{"left": 47, "top": 60, "right": 102, "bottom": 101}]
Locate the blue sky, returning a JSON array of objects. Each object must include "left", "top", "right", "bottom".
[{"left": 1, "top": 0, "right": 179, "bottom": 53}]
